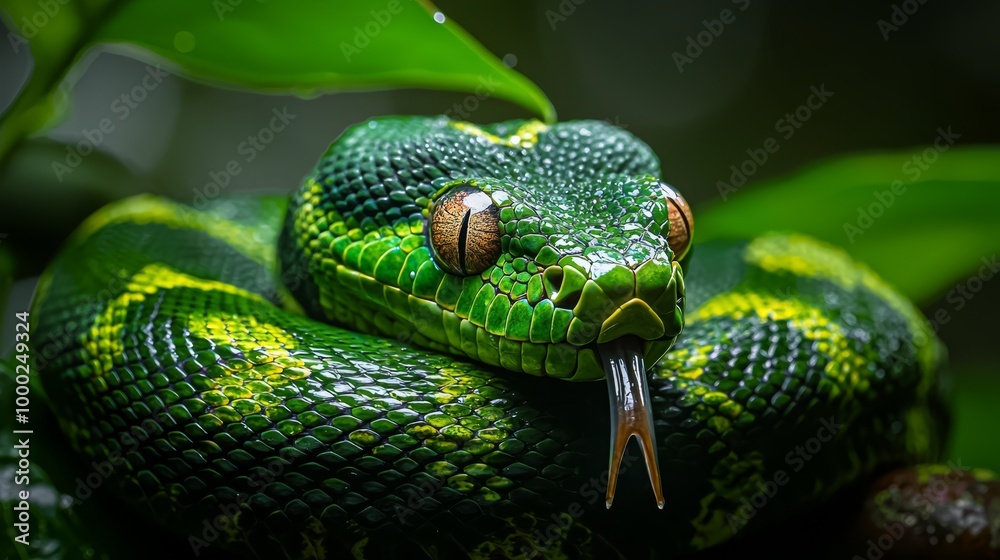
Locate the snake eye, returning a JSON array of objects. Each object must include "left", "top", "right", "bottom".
[
  {"left": 661, "top": 184, "right": 693, "bottom": 260},
  {"left": 429, "top": 185, "right": 501, "bottom": 276}
]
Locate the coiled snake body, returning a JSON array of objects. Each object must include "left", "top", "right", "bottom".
[{"left": 34, "top": 117, "right": 954, "bottom": 558}]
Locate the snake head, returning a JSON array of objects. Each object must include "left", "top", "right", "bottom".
[
  {"left": 430, "top": 174, "right": 689, "bottom": 375},
  {"left": 281, "top": 116, "right": 693, "bottom": 509}
]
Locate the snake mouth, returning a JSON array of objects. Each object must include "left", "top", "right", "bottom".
[
  {"left": 597, "top": 335, "right": 665, "bottom": 510},
  {"left": 596, "top": 298, "right": 666, "bottom": 343}
]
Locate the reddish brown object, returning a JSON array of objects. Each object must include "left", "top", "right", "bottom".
[
  {"left": 661, "top": 184, "right": 693, "bottom": 259},
  {"left": 851, "top": 466, "right": 1000, "bottom": 559},
  {"left": 429, "top": 185, "right": 501, "bottom": 276}
]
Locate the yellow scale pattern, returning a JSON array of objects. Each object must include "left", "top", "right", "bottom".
[
  {"left": 692, "top": 292, "right": 869, "bottom": 396},
  {"left": 450, "top": 121, "right": 551, "bottom": 148},
  {"left": 660, "top": 234, "right": 942, "bottom": 549},
  {"left": 73, "top": 195, "right": 277, "bottom": 268},
  {"left": 83, "top": 263, "right": 308, "bottom": 415},
  {"left": 744, "top": 234, "right": 942, "bottom": 458},
  {"left": 744, "top": 234, "right": 939, "bottom": 375},
  {"left": 665, "top": 291, "right": 866, "bottom": 550}
]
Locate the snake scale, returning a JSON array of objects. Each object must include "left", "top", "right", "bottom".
[{"left": 33, "top": 117, "right": 981, "bottom": 558}]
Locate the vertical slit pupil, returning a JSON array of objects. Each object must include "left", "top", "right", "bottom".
[{"left": 457, "top": 209, "right": 471, "bottom": 273}]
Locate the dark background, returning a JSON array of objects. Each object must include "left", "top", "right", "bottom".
[{"left": 1, "top": 0, "right": 999, "bottom": 473}]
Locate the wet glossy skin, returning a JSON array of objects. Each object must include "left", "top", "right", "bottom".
[
  {"left": 32, "top": 118, "right": 950, "bottom": 558},
  {"left": 280, "top": 117, "right": 686, "bottom": 382},
  {"left": 279, "top": 117, "right": 693, "bottom": 504}
]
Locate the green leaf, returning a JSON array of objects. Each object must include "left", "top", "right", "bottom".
[
  {"left": 98, "top": 1, "right": 552, "bottom": 118},
  {"left": 0, "top": 0, "right": 554, "bottom": 161},
  {"left": 697, "top": 146, "right": 1000, "bottom": 303},
  {"left": 0, "top": 139, "right": 148, "bottom": 260},
  {"left": 0, "top": 0, "right": 118, "bottom": 159}
]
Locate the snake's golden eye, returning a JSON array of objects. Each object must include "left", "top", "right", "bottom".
[
  {"left": 429, "top": 185, "right": 501, "bottom": 276},
  {"left": 661, "top": 184, "right": 693, "bottom": 260}
]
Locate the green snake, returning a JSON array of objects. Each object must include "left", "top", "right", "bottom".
[{"left": 33, "top": 117, "right": 971, "bottom": 558}]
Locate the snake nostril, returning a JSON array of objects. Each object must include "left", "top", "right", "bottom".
[
  {"left": 556, "top": 290, "right": 583, "bottom": 310},
  {"left": 543, "top": 266, "right": 563, "bottom": 294},
  {"left": 544, "top": 265, "right": 586, "bottom": 309}
]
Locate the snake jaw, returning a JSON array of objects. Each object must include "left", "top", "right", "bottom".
[{"left": 599, "top": 336, "right": 665, "bottom": 510}]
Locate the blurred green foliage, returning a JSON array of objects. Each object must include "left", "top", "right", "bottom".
[
  {"left": 699, "top": 146, "right": 1000, "bottom": 303},
  {"left": 0, "top": 0, "right": 553, "bottom": 162},
  {"left": 0, "top": 361, "right": 104, "bottom": 560}
]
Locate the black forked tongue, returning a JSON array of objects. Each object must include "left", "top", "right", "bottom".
[{"left": 598, "top": 335, "right": 664, "bottom": 510}]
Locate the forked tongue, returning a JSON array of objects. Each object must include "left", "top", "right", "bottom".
[{"left": 598, "top": 335, "right": 664, "bottom": 510}]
